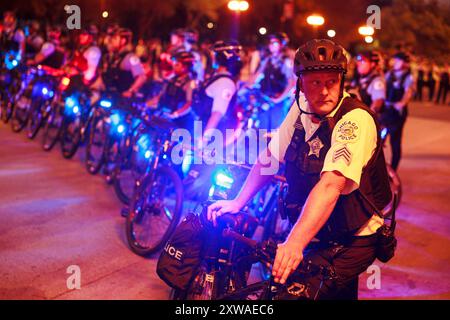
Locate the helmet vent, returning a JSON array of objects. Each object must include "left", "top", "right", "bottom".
[{"left": 318, "top": 47, "right": 327, "bottom": 61}]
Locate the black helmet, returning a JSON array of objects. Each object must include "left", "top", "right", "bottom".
[
  {"left": 184, "top": 28, "right": 199, "bottom": 44},
  {"left": 294, "top": 39, "right": 347, "bottom": 76},
  {"left": 212, "top": 40, "right": 242, "bottom": 76},
  {"left": 268, "top": 32, "right": 289, "bottom": 47},
  {"left": 356, "top": 50, "right": 380, "bottom": 64},
  {"left": 392, "top": 51, "right": 410, "bottom": 63},
  {"left": 114, "top": 28, "right": 133, "bottom": 44},
  {"left": 173, "top": 50, "right": 196, "bottom": 67}
]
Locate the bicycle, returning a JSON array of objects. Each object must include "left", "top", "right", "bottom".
[
  {"left": 124, "top": 114, "right": 184, "bottom": 256},
  {"left": 171, "top": 204, "right": 335, "bottom": 300}
]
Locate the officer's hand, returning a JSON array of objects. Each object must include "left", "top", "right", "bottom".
[
  {"left": 393, "top": 102, "right": 404, "bottom": 112},
  {"left": 122, "top": 90, "right": 133, "bottom": 98},
  {"left": 272, "top": 241, "right": 303, "bottom": 284},
  {"left": 207, "top": 200, "right": 242, "bottom": 227}
]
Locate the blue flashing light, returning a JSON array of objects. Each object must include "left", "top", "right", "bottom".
[
  {"left": 42, "top": 87, "right": 48, "bottom": 95},
  {"left": 110, "top": 113, "right": 121, "bottom": 126},
  {"left": 73, "top": 106, "right": 80, "bottom": 114},
  {"left": 66, "top": 97, "right": 75, "bottom": 107},
  {"left": 208, "top": 185, "right": 215, "bottom": 198},
  {"left": 381, "top": 127, "right": 388, "bottom": 140},
  {"left": 100, "top": 100, "right": 112, "bottom": 108},
  {"left": 117, "top": 124, "right": 125, "bottom": 134},
  {"left": 214, "top": 171, "right": 234, "bottom": 189},
  {"left": 144, "top": 150, "right": 151, "bottom": 159}
]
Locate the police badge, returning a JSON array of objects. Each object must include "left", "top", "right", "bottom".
[{"left": 307, "top": 136, "right": 324, "bottom": 158}]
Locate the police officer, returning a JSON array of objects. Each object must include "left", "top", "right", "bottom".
[
  {"left": 250, "top": 32, "right": 295, "bottom": 130},
  {"left": 27, "top": 25, "right": 65, "bottom": 70},
  {"left": 76, "top": 27, "right": 102, "bottom": 85},
  {"left": 383, "top": 52, "right": 414, "bottom": 171},
  {"left": 192, "top": 40, "right": 243, "bottom": 147},
  {"left": 0, "top": 11, "right": 26, "bottom": 64},
  {"left": 354, "top": 51, "right": 385, "bottom": 113},
  {"left": 24, "top": 21, "right": 44, "bottom": 61},
  {"left": 153, "top": 50, "right": 197, "bottom": 132},
  {"left": 100, "top": 28, "right": 147, "bottom": 97},
  {"left": 208, "top": 39, "right": 392, "bottom": 300}
]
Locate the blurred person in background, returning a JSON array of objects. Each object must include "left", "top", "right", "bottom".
[{"left": 383, "top": 52, "right": 415, "bottom": 171}]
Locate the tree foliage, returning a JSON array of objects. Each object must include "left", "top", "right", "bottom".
[{"left": 379, "top": 0, "right": 450, "bottom": 63}]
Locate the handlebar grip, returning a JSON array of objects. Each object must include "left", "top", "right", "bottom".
[{"left": 222, "top": 228, "right": 257, "bottom": 249}]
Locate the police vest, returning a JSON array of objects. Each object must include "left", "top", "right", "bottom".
[
  {"left": 102, "top": 51, "right": 135, "bottom": 93},
  {"left": 284, "top": 97, "right": 392, "bottom": 241},
  {"left": 40, "top": 45, "right": 65, "bottom": 69},
  {"left": 358, "top": 72, "right": 379, "bottom": 107},
  {"left": 158, "top": 75, "right": 190, "bottom": 113},
  {"left": 0, "top": 28, "right": 20, "bottom": 53},
  {"left": 192, "top": 73, "right": 237, "bottom": 131},
  {"left": 260, "top": 55, "right": 288, "bottom": 97},
  {"left": 386, "top": 71, "right": 410, "bottom": 104}
]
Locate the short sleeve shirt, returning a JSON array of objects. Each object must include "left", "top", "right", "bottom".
[
  {"left": 268, "top": 92, "right": 377, "bottom": 194},
  {"left": 205, "top": 74, "right": 236, "bottom": 116},
  {"left": 120, "top": 53, "right": 145, "bottom": 78},
  {"left": 366, "top": 75, "right": 386, "bottom": 102}
]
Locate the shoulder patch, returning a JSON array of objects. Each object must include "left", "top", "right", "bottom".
[
  {"left": 221, "top": 88, "right": 233, "bottom": 101},
  {"left": 129, "top": 55, "right": 140, "bottom": 66},
  {"left": 373, "top": 79, "right": 384, "bottom": 91},
  {"left": 336, "top": 120, "right": 360, "bottom": 143}
]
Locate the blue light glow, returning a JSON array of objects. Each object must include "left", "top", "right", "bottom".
[
  {"left": 73, "top": 106, "right": 80, "bottom": 114},
  {"left": 144, "top": 150, "right": 151, "bottom": 159},
  {"left": 100, "top": 100, "right": 112, "bottom": 108},
  {"left": 381, "top": 127, "right": 388, "bottom": 140},
  {"left": 66, "top": 97, "right": 76, "bottom": 108},
  {"left": 214, "top": 171, "right": 234, "bottom": 189},
  {"left": 117, "top": 124, "right": 125, "bottom": 134}
]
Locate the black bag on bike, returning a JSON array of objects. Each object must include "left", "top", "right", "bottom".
[{"left": 156, "top": 212, "right": 206, "bottom": 291}]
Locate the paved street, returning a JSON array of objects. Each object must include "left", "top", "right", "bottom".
[{"left": 1, "top": 102, "right": 449, "bottom": 299}]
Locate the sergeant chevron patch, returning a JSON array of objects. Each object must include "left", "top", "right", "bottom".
[{"left": 332, "top": 145, "right": 352, "bottom": 165}]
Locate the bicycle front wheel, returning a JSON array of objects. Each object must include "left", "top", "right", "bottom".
[{"left": 126, "top": 165, "right": 183, "bottom": 256}]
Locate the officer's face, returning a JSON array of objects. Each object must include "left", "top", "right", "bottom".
[
  {"left": 392, "top": 58, "right": 404, "bottom": 71},
  {"left": 173, "top": 61, "right": 187, "bottom": 76},
  {"left": 356, "top": 57, "right": 372, "bottom": 75},
  {"left": 299, "top": 71, "right": 342, "bottom": 115},
  {"left": 269, "top": 40, "right": 281, "bottom": 54}
]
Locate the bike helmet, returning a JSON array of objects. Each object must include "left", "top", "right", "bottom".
[
  {"left": 294, "top": 39, "right": 348, "bottom": 119},
  {"left": 184, "top": 28, "right": 199, "bottom": 44},
  {"left": 212, "top": 40, "right": 242, "bottom": 77},
  {"left": 114, "top": 28, "right": 133, "bottom": 44},
  {"left": 392, "top": 51, "right": 410, "bottom": 63},
  {"left": 294, "top": 39, "right": 347, "bottom": 76},
  {"left": 268, "top": 32, "right": 289, "bottom": 47},
  {"left": 173, "top": 50, "right": 196, "bottom": 68},
  {"left": 356, "top": 50, "right": 380, "bottom": 64}
]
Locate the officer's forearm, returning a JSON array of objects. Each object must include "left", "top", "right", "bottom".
[
  {"left": 203, "top": 112, "right": 222, "bottom": 134},
  {"left": 400, "top": 87, "right": 414, "bottom": 106},
  {"left": 234, "top": 152, "right": 275, "bottom": 208},
  {"left": 129, "top": 74, "right": 147, "bottom": 93},
  {"left": 286, "top": 171, "right": 346, "bottom": 251},
  {"left": 371, "top": 99, "right": 384, "bottom": 113}
]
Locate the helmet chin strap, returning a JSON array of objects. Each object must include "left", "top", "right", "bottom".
[{"left": 295, "top": 74, "right": 346, "bottom": 121}]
